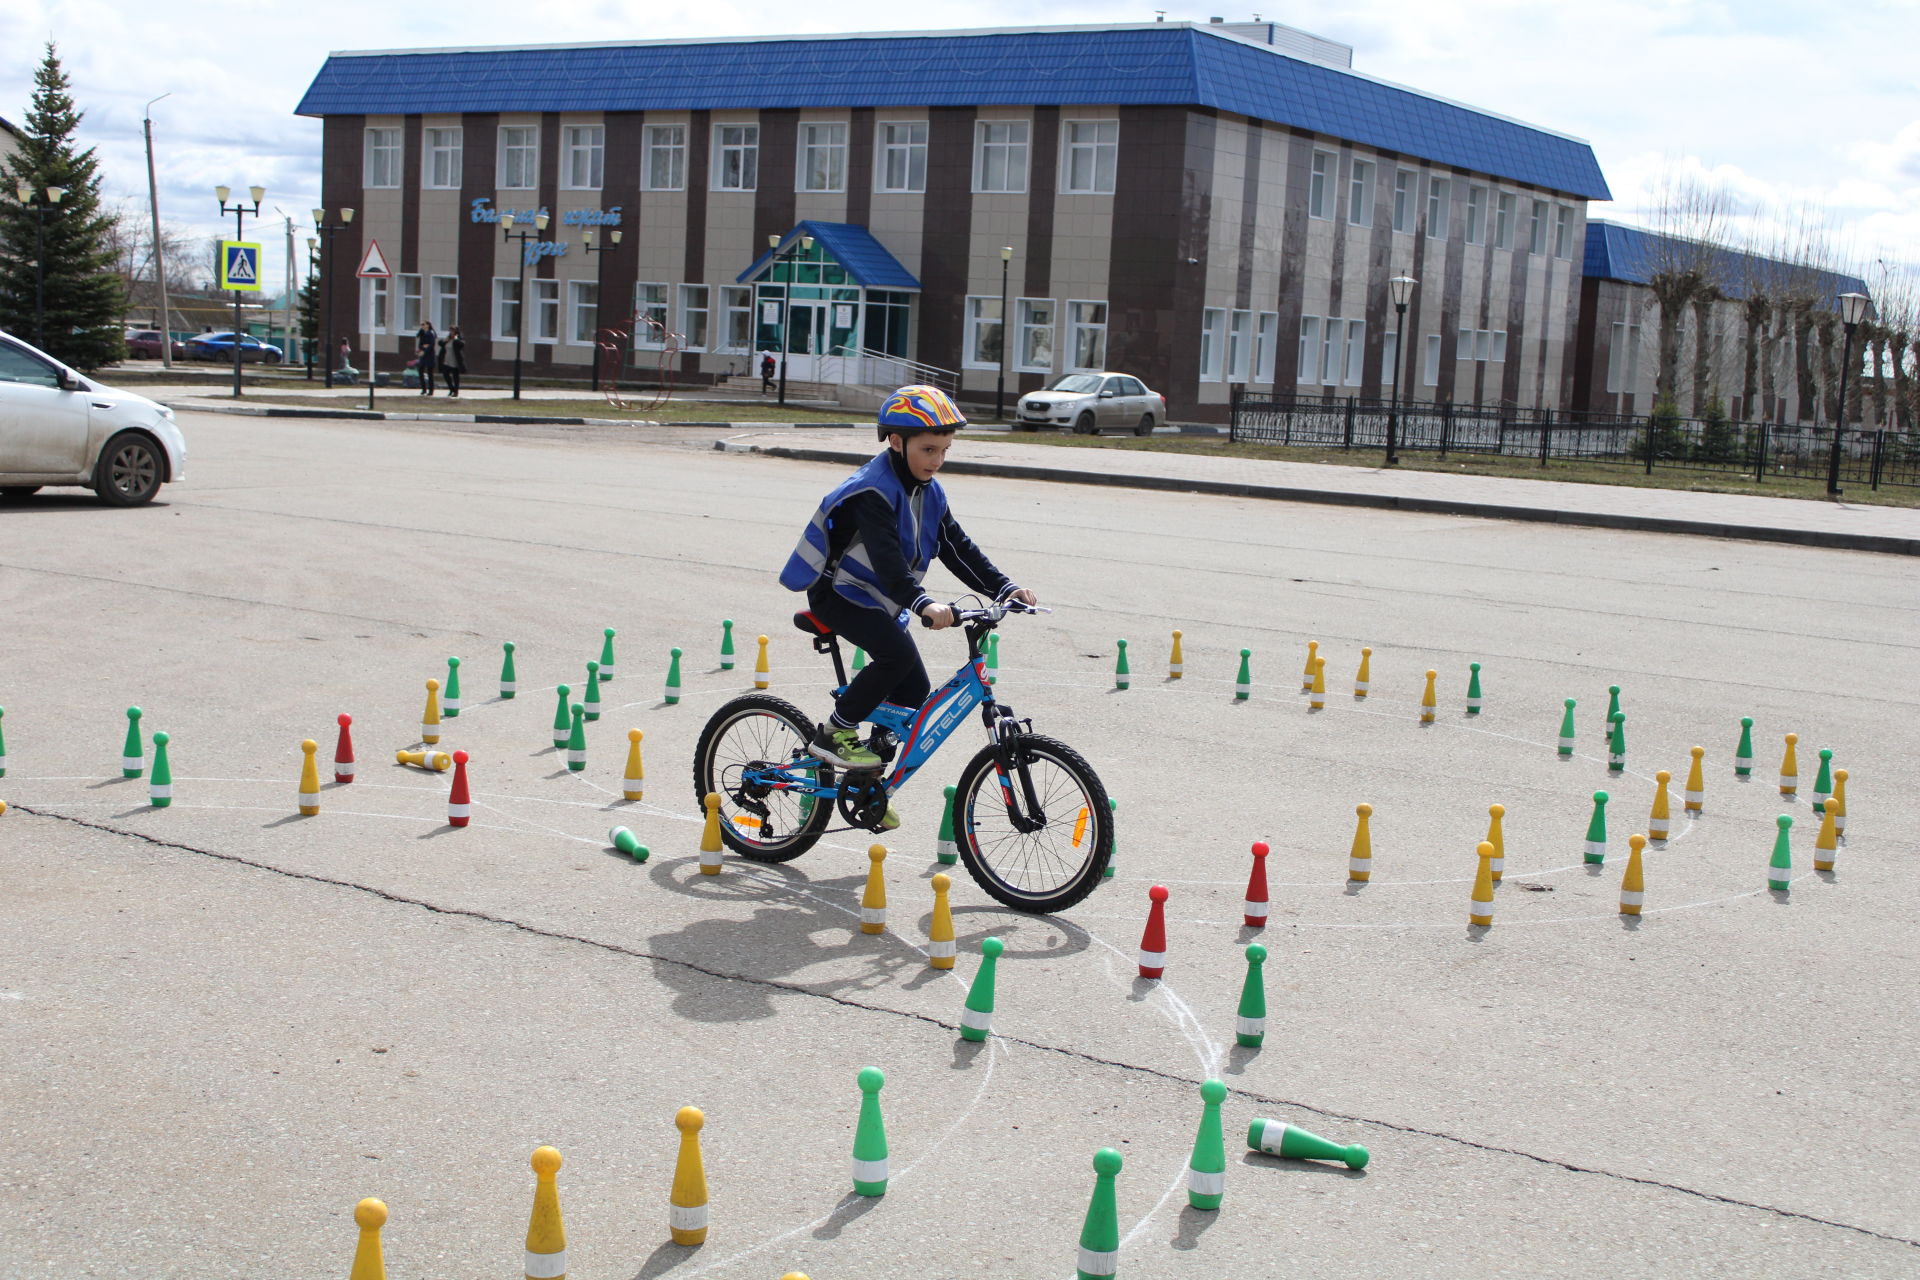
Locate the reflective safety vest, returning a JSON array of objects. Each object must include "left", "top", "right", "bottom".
[{"left": 780, "top": 450, "right": 949, "bottom": 620}]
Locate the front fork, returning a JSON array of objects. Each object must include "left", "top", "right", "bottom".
[{"left": 983, "top": 703, "right": 1046, "bottom": 834}]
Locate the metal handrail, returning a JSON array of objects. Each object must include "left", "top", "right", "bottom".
[{"left": 847, "top": 346, "right": 958, "bottom": 392}]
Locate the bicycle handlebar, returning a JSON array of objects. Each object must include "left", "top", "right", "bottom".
[{"left": 919, "top": 599, "right": 1050, "bottom": 628}]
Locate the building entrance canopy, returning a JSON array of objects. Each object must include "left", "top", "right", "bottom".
[{"left": 739, "top": 221, "right": 920, "bottom": 373}]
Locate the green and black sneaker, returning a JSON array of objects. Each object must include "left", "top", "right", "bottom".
[{"left": 812, "top": 722, "right": 881, "bottom": 770}]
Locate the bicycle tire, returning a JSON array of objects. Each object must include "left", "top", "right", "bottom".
[
  {"left": 953, "top": 733, "right": 1111, "bottom": 914},
  {"left": 693, "top": 693, "right": 833, "bottom": 863}
]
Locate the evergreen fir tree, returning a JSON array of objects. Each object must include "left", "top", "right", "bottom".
[
  {"left": 297, "top": 270, "right": 320, "bottom": 368},
  {"left": 0, "top": 43, "right": 125, "bottom": 369}
]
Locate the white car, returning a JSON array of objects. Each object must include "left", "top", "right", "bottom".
[
  {"left": 0, "top": 329, "right": 186, "bottom": 506},
  {"left": 1015, "top": 372, "right": 1167, "bottom": 435}
]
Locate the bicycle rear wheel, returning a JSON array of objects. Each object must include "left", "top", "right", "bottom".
[
  {"left": 693, "top": 693, "right": 832, "bottom": 862},
  {"left": 953, "top": 734, "right": 1111, "bottom": 913}
]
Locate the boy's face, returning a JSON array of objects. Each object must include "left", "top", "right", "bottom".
[{"left": 889, "top": 431, "right": 955, "bottom": 482}]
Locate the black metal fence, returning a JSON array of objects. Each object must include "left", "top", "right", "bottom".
[{"left": 1227, "top": 391, "right": 1920, "bottom": 490}]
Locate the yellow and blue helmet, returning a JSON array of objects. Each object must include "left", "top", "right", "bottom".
[{"left": 877, "top": 384, "right": 968, "bottom": 441}]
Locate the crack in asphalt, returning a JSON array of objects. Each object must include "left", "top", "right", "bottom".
[{"left": 15, "top": 801, "right": 1918, "bottom": 1254}]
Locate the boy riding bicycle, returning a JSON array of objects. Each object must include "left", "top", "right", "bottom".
[{"left": 779, "top": 386, "right": 1039, "bottom": 825}]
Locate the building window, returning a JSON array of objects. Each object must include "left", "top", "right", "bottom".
[
  {"left": 424, "top": 128, "right": 462, "bottom": 189},
  {"left": 1382, "top": 329, "right": 1399, "bottom": 385},
  {"left": 1227, "top": 310, "right": 1253, "bottom": 383},
  {"left": 1349, "top": 160, "right": 1375, "bottom": 226},
  {"left": 530, "top": 279, "right": 560, "bottom": 343},
  {"left": 1062, "top": 120, "right": 1118, "bottom": 194},
  {"left": 361, "top": 277, "right": 389, "bottom": 333},
  {"left": 1017, "top": 298, "right": 1054, "bottom": 372},
  {"left": 1344, "top": 319, "right": 1365, "bottom": 385},
  {"left": 1297, "top": 316, "right": 1321, "bottom": 384},
  {"left": 1494, "top": 192, "right": 1515, "bottom": 249},
  {"left": 677, "top": 284, "right": 710, "bottom": 351},
  {"left": 1427, "top": 178, "right": 1450, "bottom": 239},
  {"left": 431, "top": 276, "right": 459, "bottom": 332},
  {"left": 1529, "top": 199, "right": 1548, "bottom": 254},
  {"left": 397, "top": 274, "right": 422, "bottom": 332},
  {"left": 1393, "top": 170, "right": 1415, "bottom": 233},
  {"left": 562, "top": 125, "right": 604, "bottom": 190},
  {"left": 877, "top": 122, "right": 927, "bottom": 193},
  {"left": 1492, "top": 330, "right": 1508, "bottom": 362},
  {"left": 1308, "top": 151, "right": 1334, "bottom": 220},
  {"left": 1321, "top": 319, "right": 1342, "bottom": 384},
  {"left": 1466, "top": 185, "right": 1487, "bottom": 245},
  {"left": 644, "top": 125, "right": 686, "bottom": 191},
  {"left": 567, "top": 281, "right": 599, "bottom": 345},
  {"left": 1254, "top": 312, "right": 1278, "bottom": 383},
  {"left": 713, "top": 124, "right": 759, "bottom": 191},
  {"left": 1066, "top": 300, "right": 1107, "bottom": 370},
  {"left": 498, "top": 126, "right": 538, "bottom": 190},
  {"left": 1554, "top": 204, "right": 1573, "bottom": 258},
  {"left": 798, "top": 122, "right": 847, "bottom": 193},
  {"left": 1606, "top": 321, "right": 1643, "bottom": 393},
  {"left": 1475, "top": 328, "right": 1492, "bottom": 362},
  {"left": 974, "top": 121, "right": 1029, "bottom": 194},
  {"left": 964, "top": 296, "right": 1004, "bottom": 368},
  {"left": 492, "top": 278, "right": 520, "bottom": 340},
  {"left": 634, "top": 283, "right": 669, "bottom": 347},
  {"left": 364, "top": 128, "right": 400, "bottom": 189},
  {"left": 1423, "top": 332, "right": 1442, "bottom": 386},
  {"left": 718, "top": 286, "right": 753, "bottom": 353},
  {"left": 1199, "top": 308, "right": 1225, "bottom": 382},
  {"left": 1457, "top": 326, "right": 1474, "bottom": 357}
]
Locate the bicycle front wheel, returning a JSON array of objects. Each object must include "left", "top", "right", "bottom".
[
  {"left": 693, "top": 693, "right": 832, "bottom": 862},
  {"left": 953, "top": 734, "right": 1111, "bottom": 914}
]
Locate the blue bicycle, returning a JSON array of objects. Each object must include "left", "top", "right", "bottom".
[{"left": 693, "top": 600, "right": 1113, "bottom": 913}]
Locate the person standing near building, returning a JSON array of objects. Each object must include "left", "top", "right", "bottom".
[
  {"left": 761, "top": 350, "right": 777, "bottom": 394},
  {"left": 336, "top": 338, "right": 358, "bottom": 385},
  {"left": 415, "top": 319, "right": 438, "bottom": 396},
  {"left": 439, "top": 326, "right": 465, "bottom": 398}
]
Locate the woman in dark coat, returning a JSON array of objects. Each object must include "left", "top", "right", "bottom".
[
  {"left": 415, "top": 320, "right": 438, "bottom": 395},
  {"left": 439, "top": 326, "right": 466, "bottom": 398}
]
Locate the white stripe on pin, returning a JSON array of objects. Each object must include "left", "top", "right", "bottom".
[
  {"left": 860, "top": 907, "right": 885, "bottom": 925},
  {"left": 851, "top": 1157, "right": 889, "bottom": 1181},
  {"left": 448, "top": 804, "right": 470, "bottom": 818},
  {"left": 122, "top": 755, "right": 142, "bottom": 769},
  {"left": 1619, "top": 890, "right": 1644, "bottom": 906},
  {"left": 1242, "top": 901, "right": 1268, "bottom": 919},
  {"left": 1187, "top": 1168, "right": 1225, "bottom": 1195},
  {"left": 928, "top": 940, "right": 955, "bottom": 958},
  {"left": 1348, "top": 857, "right": 1370, "bottom": 873},
  {"left": 668, "top": 1203, "right": 707, "bottom": 1231},
  {"left": 1137, "top": 949, "right": 1165, "bottom": 969},
  {"left": 1077, "top": 1246, "right": 1119, "bottom": 1277},
  {"left": 959, "top": 1007, "right": 992, "bottom": 1031},
  {"left": 501, "top": 681, "right": 517, "bottom": 694},
  {"left": 336, "top": 761, "right": 356, "bottom": 778},
  {"left": 1236, "top": 1016, "right": 1264, "bottom": 1037},
  {"left": 523, "top": 1248, "right": 567, "bottom": 1279},
  {"left": 148, "top": 784, "right": 172, "bottom": 798}
]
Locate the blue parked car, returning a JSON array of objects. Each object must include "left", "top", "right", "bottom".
[{"left": 185, "top": 331, "right": 283, "bottom": 363}]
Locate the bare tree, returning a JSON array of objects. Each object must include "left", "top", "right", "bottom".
[
  {"left": 1640, "top": 169, "right": 1735, "bottom": 413},
  {"left": 101, "top": 197, "right": 209, "bottom": 325}
]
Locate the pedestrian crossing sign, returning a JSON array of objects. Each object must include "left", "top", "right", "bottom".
[{"left": 218, "top": 241, "right": 262, "bottom": 292}]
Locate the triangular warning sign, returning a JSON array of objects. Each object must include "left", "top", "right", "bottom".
[
  {"left": 225, "top": 249, "right": 256, "bottom": 283},
  {"left": 356, "top": 239, "right": 392, "bottom": 279}
]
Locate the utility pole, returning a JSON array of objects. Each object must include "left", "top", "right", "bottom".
[{"left": 143, "top": 93, "right": 173, "bottom": 370}]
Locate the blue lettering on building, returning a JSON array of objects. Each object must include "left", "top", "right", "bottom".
[{"left": 561, "top": 207, "right": 623, "bottom": 227}]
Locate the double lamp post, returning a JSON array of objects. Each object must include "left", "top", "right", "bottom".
[
  {"left": 214, "top": 184, "right": 264, "bottom": 396},
  {"left": 13, "top": 181, "right": 67, "bottom": 350}
]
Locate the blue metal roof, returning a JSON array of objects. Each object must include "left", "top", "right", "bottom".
[
  {"left": 295, "top": 26, "right": 1609, "bottom": 199},
  {"left": 1584, "top": 221, "right": 1869, "bottom": 303},
  {"left": 737, "top": 221, "right": 921, "bottom": 290}
]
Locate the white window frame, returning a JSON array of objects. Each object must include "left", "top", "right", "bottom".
[
  {"left": 677, "top": 284, "right": 710, "bottom": 352},
  {"left": 397, "top": 274, "right": 423, "bottom": 333},
  {"left": 1254, "top": 311, "right": 1278, "bottom": 384},
  {"left": 1458, "top": 326, "right": 1476, "bottom": 358},
  {"left": 1466, "top": 185, "right": 1487, "bottom": 245},
  {"left": 1495, "top": 192, "right": 1515, "bottom": 250},
  {"left": 712, "top": 123, "right": 759, "bottom": 192},
  {"left": 360, "top": 276, "right": 390, "bottom": 333},
  {"left": 1423, "top": 332, "right": 1442, "bottom": 386},
  {"left": 1061, "top": 119, "right": 1118, "bottom": 195},
  {"left": 1308, "top": 150, "right": 1334, "bottom": 220},
  {"left": 1199, "top": 308, "right": 1226, "bottom": 382},
  {"left": 424, "top": 127, "right": 462, "bottom": 190},
  {"left": 1382, "top": 329, "right": 1399, "bottom": 387},
  {"left": 1349, "top": 159, "right": 1375, "bottom": 226},
  {"left": 492, "top": 277, "right": 520, "bottom": 341},
  {"left": 1492, "top": 330, "right": 1509, "bottom": 363},
  {"left": 498, "top": 126, "right": 538, "bottom": 190},
  {"left": 364, "top": 127, "right": 401, "bottom": 189},
  {"left": 974, "top": 120, "right": 1030, "bottom": 195},
  {"left": 566, "top": 280, "right": 599, "bottom": 346},
  {"left": 1297, "top": 316, "right": 1321, "bottom": 384},
  {"left": 634, "top": 283, "right": 669, "bottom": 348},
  {"left": 1392, "top": 170, "right": 1415, "bottom": 233},
  {"left": 1427, "top": 177, "right": 1451, "bottom": 239},
  {"left": 643, "top": 124, "right": 686, "bottom": 191},
  {"left": 431, "top": 276, "right": 459, "bottom": 332},
  {"left": 1529, "top": 199, "right": 1549, "bottom": 254},
  {"left": 1606, "top": 321, "right": 1642, "bottom": 394},
  {"left": 1016, "top": 298, "right": 1055, "bottom": 373},
  {"left": 563, "top": 124, "right": 605, "bottom": 191},
  {"left": 529, "top": 279, "right": 560, "bottom": 344},
  {"left": 1554, "top": 204, "right": 1574, "bottom": 258},
  {"left": 1065, "top": 300, "right": 1107, "bottom": 371},
  {"left": 876, "top": 121, "right": 928, "bottom": 194},
  {"left": 1227, "top": 310, "right": 1253, "bottom": 383},
  {"left": 718, "top": 285, "right": 753, "bottom": 353},
  {"left": 1320, "top": 318, "right": 1342, "bottom": 385},
  {"left": 964, "top": 296, "right": 1005, "bottom": 370},
  {"left": 1475, "top": 329, "right": 1492, "bottom": 362},
  {"left": 1344, "top": 319, "right": 1366, "bottom": 385},
  {"left": 797, "top": 122, "right": 848, "bottom": 193}
]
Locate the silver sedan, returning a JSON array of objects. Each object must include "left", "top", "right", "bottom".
[{"left": 1016, "top": 372, "right": 1167, "bottom": 435}]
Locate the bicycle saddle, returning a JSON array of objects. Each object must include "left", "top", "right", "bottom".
[{"left": 793, "top": 611, "right": 833, "bottom": 638}]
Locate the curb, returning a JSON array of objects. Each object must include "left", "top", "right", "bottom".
[
  {"left": 164, "top": 401, "right": 870, "bottom": 429},
  {"left": 719, "top": 442, "right": 1920, "bottom": 558}
]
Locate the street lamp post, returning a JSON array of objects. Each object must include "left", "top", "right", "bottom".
[
  {"left": 1386, "top": 274, "right": 1418, "bottom": 466},
  {"left": 304, "top": 236, "right": 318, "bottom": 380},
  {"left": 500, "top": 211, "right": 550, "bottom": 401},
  {"left": 996, "top": 245, "right": 1013, "bottom": 421},
  {"left": 14, "top": 182, "right": 67, "bottom": 350},
  {"left": 311, "top": 207, "right": 354, "bottom": 388},
  {"left": 767, "top": 232, "right": 814, "bottom": 407},
  {"left": 1827, "top": 291, "right": 1870, "bottom": 497},
  {"left": 580, "top": 227, "right": 621, "bottom": 393},
  {"left": 215, "top": 184, "right": 264, "bottom": 397}
]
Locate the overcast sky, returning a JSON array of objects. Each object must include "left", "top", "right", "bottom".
[{"left": 2, "top": 0, "right": 1915, "bottom": 301}]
